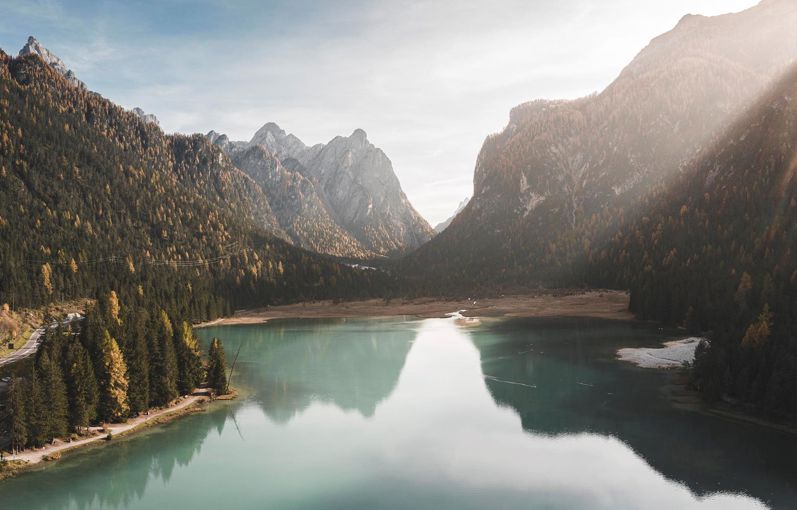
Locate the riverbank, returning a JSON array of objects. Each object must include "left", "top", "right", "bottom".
[
  {"left": 1, "top": 391, "right": 217, "bottom": 479},
  {"left": 196, "top": 290, "right": 632, "bottom": 328},
  {"left": 663, "top": 376, "right": 797, "bottom": 436}
]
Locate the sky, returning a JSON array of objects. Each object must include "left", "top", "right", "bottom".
[{"left": 0, "top": 0, "right": 760, "bottom": 225}]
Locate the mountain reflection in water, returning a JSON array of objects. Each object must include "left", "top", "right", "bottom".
[{"left": 1, "top": 317, "right": 793, "bottom": 510}]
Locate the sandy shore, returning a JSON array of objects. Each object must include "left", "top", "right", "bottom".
[
  {"left": 195, "top": 290, "right": 632, "bottom": 328},
  {"left": 8, "top": 393, "right": 210, "bottom": 468}
]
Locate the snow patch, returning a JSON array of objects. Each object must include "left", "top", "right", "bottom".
[{"left": 617, "top": 337, "right": 703, "bottom": 369}]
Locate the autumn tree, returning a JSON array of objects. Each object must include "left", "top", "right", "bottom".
[
  {"left": 175, "top": 321, "right": 202, "bottom": 395},
  {"left": 0, "top": 303, "right": 18, "bottom": 343},
  {"left": 98, "top": 330, "right": 130, "bottom": 422},
  {"left": 741, "top": 305, "right": 774, "bottom": 348}
]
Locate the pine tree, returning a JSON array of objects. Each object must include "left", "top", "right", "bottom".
[
  {"left": 150, "top": 310, "right": 178, "bottom": 406},
  {"left": 8, "top": 378, "right": 28, "bottom": 453},
  {"left": 37, "top": 350, "right": 69, "bottom": 439},
  {"left": 65, "top": 341, "right": 99, "bottom": 433},
  {"left": 98, "top": 330, "right": 130, "bottom": 422},
  {"left": 123, "top": 309, "right": 150, "bottom": 414},
  {"left": 207, "top": 337, "right": 228, "bottom": 395},
  {"left": 175, "top": 321, "right": 202, "bottom": 395},
  {"left": 26, "top": 368, "right": 48, "bottom": 447}
]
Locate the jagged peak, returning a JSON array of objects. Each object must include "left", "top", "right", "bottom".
[
  {"left": 675, "top": 13, "right": 706, "bottom": 26},
  {"left": 351, "top": 128, "right": 368, "bottom": 141},
  {"left": 18, "top": 36, "right": 85, "bottom": 89},
  {"left": 131, "top": 107, "right": 159, "bottom": 126},
  {"left": 251, "top": 122, "right": 287, "bottom": 142}
]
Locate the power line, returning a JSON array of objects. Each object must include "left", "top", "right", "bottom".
[{"left": 16, "top": 241, "right": 246, "bottom": 269}]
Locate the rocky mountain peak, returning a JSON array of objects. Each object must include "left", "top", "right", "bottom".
[
  {"left": 253, "top": 122, "right": 286, "bottom": 139},
  {"left": 18, "top": 36, "right": 85, "bottom": 89},
  {"left": 131, "top": 107, "right": 159, "bottom": 126},
  {"left": 434, "top": 197, "right": 470, "bottom": 233},
  {"left": 250, "top": 122, "right": 307, "bottom": 160},
  {"left": 208, "top": 122, "right": 433, "bottom": 256}
]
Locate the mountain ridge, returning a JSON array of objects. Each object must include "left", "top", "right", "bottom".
[
  {"left": 402, "top": 0, "right": 797, "bottom": 291},
  {"left": 591, "top": 59, "right": 797, "bottom": 416},
  {"left": 0, "top": 46, "right": 390, "bottom": 313},
  {"left": 209, "top": 123, "right": 434, "bottom": 257}
]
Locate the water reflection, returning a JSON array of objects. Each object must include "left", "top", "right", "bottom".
[
  {"left": 1, "top": 317, "right": 791, "bottom": 509},
  {"left": 472, "top": 318, "right": 797, "bottom": 508},
  {"left": 228, "top": 319, "right": 414, "bottom": 421},
  {"left": 0, "top": 406, "right": 237, "bottom": 510}
]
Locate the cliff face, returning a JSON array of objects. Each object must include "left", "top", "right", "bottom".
[
  {"left": 226, "top": 143, "right": 371, "bottom": 258},
  {"left": 403, "top": 0, "right": 797, "bottom": 290},
  {"left": 592, "top": 60, "right": 797, "bottom": 416},
  {"left": 210, "top": 124, "right": 434, "bottom": 258}
]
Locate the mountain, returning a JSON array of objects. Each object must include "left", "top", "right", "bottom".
[
  {"left": 591, "top": 60, "right": 797, "bottom": 417},
  {"left": 250, "top": 122, "right": 313, "bottom": 162},
  {"left": 402, "top": 0, "right": 797, "bottom": 291},
  {"left": 18, "top": 36, "right": 85, "bottom": 89},
  {"left": 0, "top": 43, "right": 391, "bottom": 314},
  {"left": 220, "top": 141, "right": 371, "bottom": 258},
  {"left": 434, "top": 197, "right": 470, "bottom": 233},
  {"left": 131, "top": 107, "right": 159, "bottom": 126},
  {"left": 209, "top": 124, "right": 434, "bottom": 257}
]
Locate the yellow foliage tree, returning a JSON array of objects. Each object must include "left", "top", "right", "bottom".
[
  {"left": 41, "top": 263, "right": 53, "bottom": 295},
  {"left": 741, "top": 305, "right": 773, "bottom": 348},
  {"left": 108, "top": 290, "right": 122, "bottom": 325},
  {"left": 100, "top": 330, "right": 130, "bottom": 422}
]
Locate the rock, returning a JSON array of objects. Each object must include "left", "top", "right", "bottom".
[
  {"left": 434, "top": 197, "right": 470, "bottom": 233},
  {"left": 18, "top": 36, "right": 85, "bottom": 89},
  {"left": 43, "top": 451, "right": 62, "bottom": 462},
  {"left": 208, "top": 123, "right": 434, "bottom": 256},
  {"left": 131, "top": 107, "right": 159, "bottom": 126}
]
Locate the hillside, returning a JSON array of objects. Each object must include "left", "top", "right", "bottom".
[
  {"left": 0, "top": 48, "right": 391, "bottom": 317},
  {"left": 591, "top": 62, "right": 797, "bottom": 416},
  {"left": 402, "top": 0, "right": 797, "bottom": 292}
]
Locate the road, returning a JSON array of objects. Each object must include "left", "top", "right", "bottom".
[{"left": 0, "top": 314, "right": 83, "bottom": 368}]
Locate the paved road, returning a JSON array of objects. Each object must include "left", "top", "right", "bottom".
[{"left": 0, "top": 314, "right": 82, "bottom": 368}]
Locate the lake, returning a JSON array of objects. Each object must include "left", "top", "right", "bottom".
[{"left": 1, "top": 316, "right": 795, "bottom": 509}]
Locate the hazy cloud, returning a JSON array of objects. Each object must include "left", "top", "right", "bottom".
[{"left": 0, "top": 0, "right": 759, "bottom": 223}]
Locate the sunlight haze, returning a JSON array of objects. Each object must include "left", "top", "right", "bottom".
[{"left": 0, "top": 0, "right": 760, "bottom": 223}]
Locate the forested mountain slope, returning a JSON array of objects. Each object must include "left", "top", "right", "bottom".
[
  {"left": 0, "top": 49, "right": 391, "bottom": 318},
  {"left": 591, "top": 62, "right": 797, "bottom": 416},
  {"left": 402, "top": 0, "right": 797, "bottom": 292}
]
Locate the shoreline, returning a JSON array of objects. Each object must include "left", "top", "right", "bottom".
[
  {"left": 195, "top": 290, "right": 633, "bottom": 328},
  {"left": 1, "top": 391, "right": 223, "bottom": 479},
  {"left": 663, "top": 377, "right": 797, "bottom": 436}
]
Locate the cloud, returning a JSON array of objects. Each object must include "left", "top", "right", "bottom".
[{"left": 0, "top": 0, "right": 760, "bottom": 224}]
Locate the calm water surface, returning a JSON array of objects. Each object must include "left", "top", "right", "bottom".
[{"left": 2, "top": 317, "right": 796, "bottom": 509}]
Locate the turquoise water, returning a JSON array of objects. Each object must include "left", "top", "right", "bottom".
[{"left": 1, "top": 317, "right": 795, "bottom": 509}]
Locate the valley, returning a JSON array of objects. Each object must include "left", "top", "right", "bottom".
[{"left": 1, "top": 1, "right": 797, "bottom": 508}]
